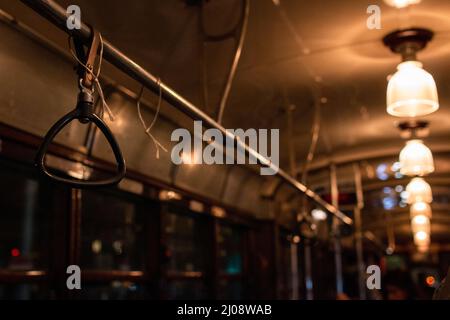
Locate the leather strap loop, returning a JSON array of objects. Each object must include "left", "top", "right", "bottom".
[{"left": 73, "top": 27, "right": 100, "bottom": 90}]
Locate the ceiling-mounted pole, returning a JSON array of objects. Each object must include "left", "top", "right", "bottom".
[
  {"left": 286, "top": 105, "right": 299, "bottom": 300},
  {"left": 304, "top": 239, "right": 314, "bottom": 300},
  {"left": 298, "top": 90, "right": 322, "bottom": 300},
  {"left": 330, "top": 164, "right": 344, "bottom": 296},
  {"left": 289, "top": 239, "right": 299, "bottom": 300},
  {"left": 353, "top": 163, "right": 366, "bottom": 300},
  {"left": 19, "top": 0, "right": 352, "bottom": 225}
]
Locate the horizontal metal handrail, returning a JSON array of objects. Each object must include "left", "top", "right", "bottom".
[{"left": 18, "top": 0, "right": 352, "bottom": 225}]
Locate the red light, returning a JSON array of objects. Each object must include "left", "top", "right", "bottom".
[
  {"left": 11, "top": 248, "right": 20, "bottom": 257},
  {"left": 425, "top": 276, "right": 435, "bottom": 286}
]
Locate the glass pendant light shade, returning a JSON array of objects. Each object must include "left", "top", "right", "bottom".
[
  {"left": 414, "top": 230, "right": 430, "bottom": 247},
  {"left": 383, "top": 0, "right": 421, "bottom": 8},
  {"left": 410, "top": 202, "right": 432, "bottom": 218},
  {"left": 399, "top": 140, "right": 434, "bottom": 176},
  {"left": 411, "top": 215, "right": 430, "bottom": 233},
  {"left": 387, "top": 61, "right": 439, "bottom": 117},
  {"left": 406, "top": 178, "right": 433, "bottom": 204}
]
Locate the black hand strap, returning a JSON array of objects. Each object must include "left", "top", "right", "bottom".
[
  {"left": 35, "top": 30, "right": 126, "bottom": 188},
  {"left": 35, "top": 92, "right": 126, "bottom": 188}
]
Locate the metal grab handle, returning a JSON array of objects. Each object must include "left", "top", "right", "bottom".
[{"left": 35, "top": 92, "right": 126, "bottom": 188}]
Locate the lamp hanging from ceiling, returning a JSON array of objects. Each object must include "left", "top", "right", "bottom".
[
  {"left": 410, "top": 201, "right": 432, "bottom": 252},
  {"left": 411, "top": 214, "right": 430, "bottom": 233},
  {"left": 410, "top": 201, "right": 432, "bottom": 218},
  {"left": 383, "top": 28, "right": 439, "bottom": 118},
  {"left": 414, "top": 230, "right": 430, "bottom": 247},
  {"left": 406, "top": 178, "right": 433, "bottom": 204},
  {"left": 399, "top": 139, "right": 434, "bottom": 176},
  {"left": 383, "top": 0, "right": 421, "bottom": 8},
  {"left": 413, "top": 215, "right": 431, "bottom": 252},
  {"left": 386, "top": 61, "right": 439, "bottom": 117}
]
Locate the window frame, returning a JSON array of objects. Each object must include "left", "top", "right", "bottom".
[{"left": 0, "top": 123, "right": 259, "bottom": 299}]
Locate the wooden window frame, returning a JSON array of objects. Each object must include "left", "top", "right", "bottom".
[{"left": 0, "top": 122, "right": 264, "bottom": 299}]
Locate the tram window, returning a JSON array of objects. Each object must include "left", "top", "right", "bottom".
[
  {"left": 0, "top": 284, "right": 49, "bottom": 300},
  {"left": 165, "top": 279, "right": 209, "bottom": 300},
  {"left": 217, "top": 223, "right": 245, "bottom": 299},
  {"left": 218, "top": 279, "right": 243, "bottom": 300},
  {"left": 217, "top": 224, "right": 243, "bottom": 275},
  {"left": 161, "top": 211, "right": 208, "bottom": 273},
  {"left": 79, "top": 282, "right": 152, "bottom": 300},
  {"left": 80, "top": 190, "right": 146, "bottom": 271},
  {"left": 0, "top": 163, "right": 51, "bottom": 270},
  {"left": 278, "top": 230, "right": 293, "bottom": 299},
  {"left": 161, "top": 207, "right": 210, "bottom": 299}
]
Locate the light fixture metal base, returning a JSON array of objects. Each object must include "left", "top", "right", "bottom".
[
  {"left": 383, "top": 28, "right": 434, "bottom": 61},
  {"left": 397, "top": 120, "right": 430, "bottom": 139}
]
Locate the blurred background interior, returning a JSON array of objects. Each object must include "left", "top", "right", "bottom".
[{"left": 0, "top": 0, "right": 449, "bottom": 300}]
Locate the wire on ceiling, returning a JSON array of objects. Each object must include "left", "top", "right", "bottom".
[
  {"left": 200, "top": 0, "right": 250, "bottom": 124},
  {"left": 272, "top": 0, "right": 324, "bottom": 218}
]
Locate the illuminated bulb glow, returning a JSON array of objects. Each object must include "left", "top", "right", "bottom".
[
  {"left": 311, "top": 209, "right": 327, "bottom": 221},
  {"left": 406, "top": 178, "right": 433, "bottom": 204},
  {"left": 426, "top": 276, "right": 435, "bottom": 286},
  {"left": 211, "top": 206, "right": 226, "bottom": 218},
  {"left": 383, "top": 0, "right": 421, "bottom": 8},
  {"left": 91, "top": 240, "right": 102, "bottom": 254},
  {"left": 410, "top": 201, "right": 432, "bottom": 218},
  {"left": 159, "top": 190, "right": 182, "bottom": 201},
  {"left": 414, "top": 230, "right": 430, "bottom": 247},
  {"left": 181, "top": 152, "right": 194, "bottom": 165},
  {"left": 412, "top": 214, "right": 428, "bottom": 225},
  {"left": 411, "top": 215, "right": 430, "bottom": 233},
  {"left": 399, "top": 140, "right": 434, "bottom": 177},
  {"left": 387, "top": 61, "right": 439, "bottom": 117},
  {"left": 415, "top": 231, "right": 428, "bottom": 241}
]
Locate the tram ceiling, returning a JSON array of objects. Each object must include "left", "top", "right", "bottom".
[
  {"left": 0, "top": 0, "right": 354, "bottom": 224},
  {"left": 3, "top": 0, "right": 450, "bottom": 226},
  {"left": 4, "top": 0, "right": 449, "bottom": 169}
]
